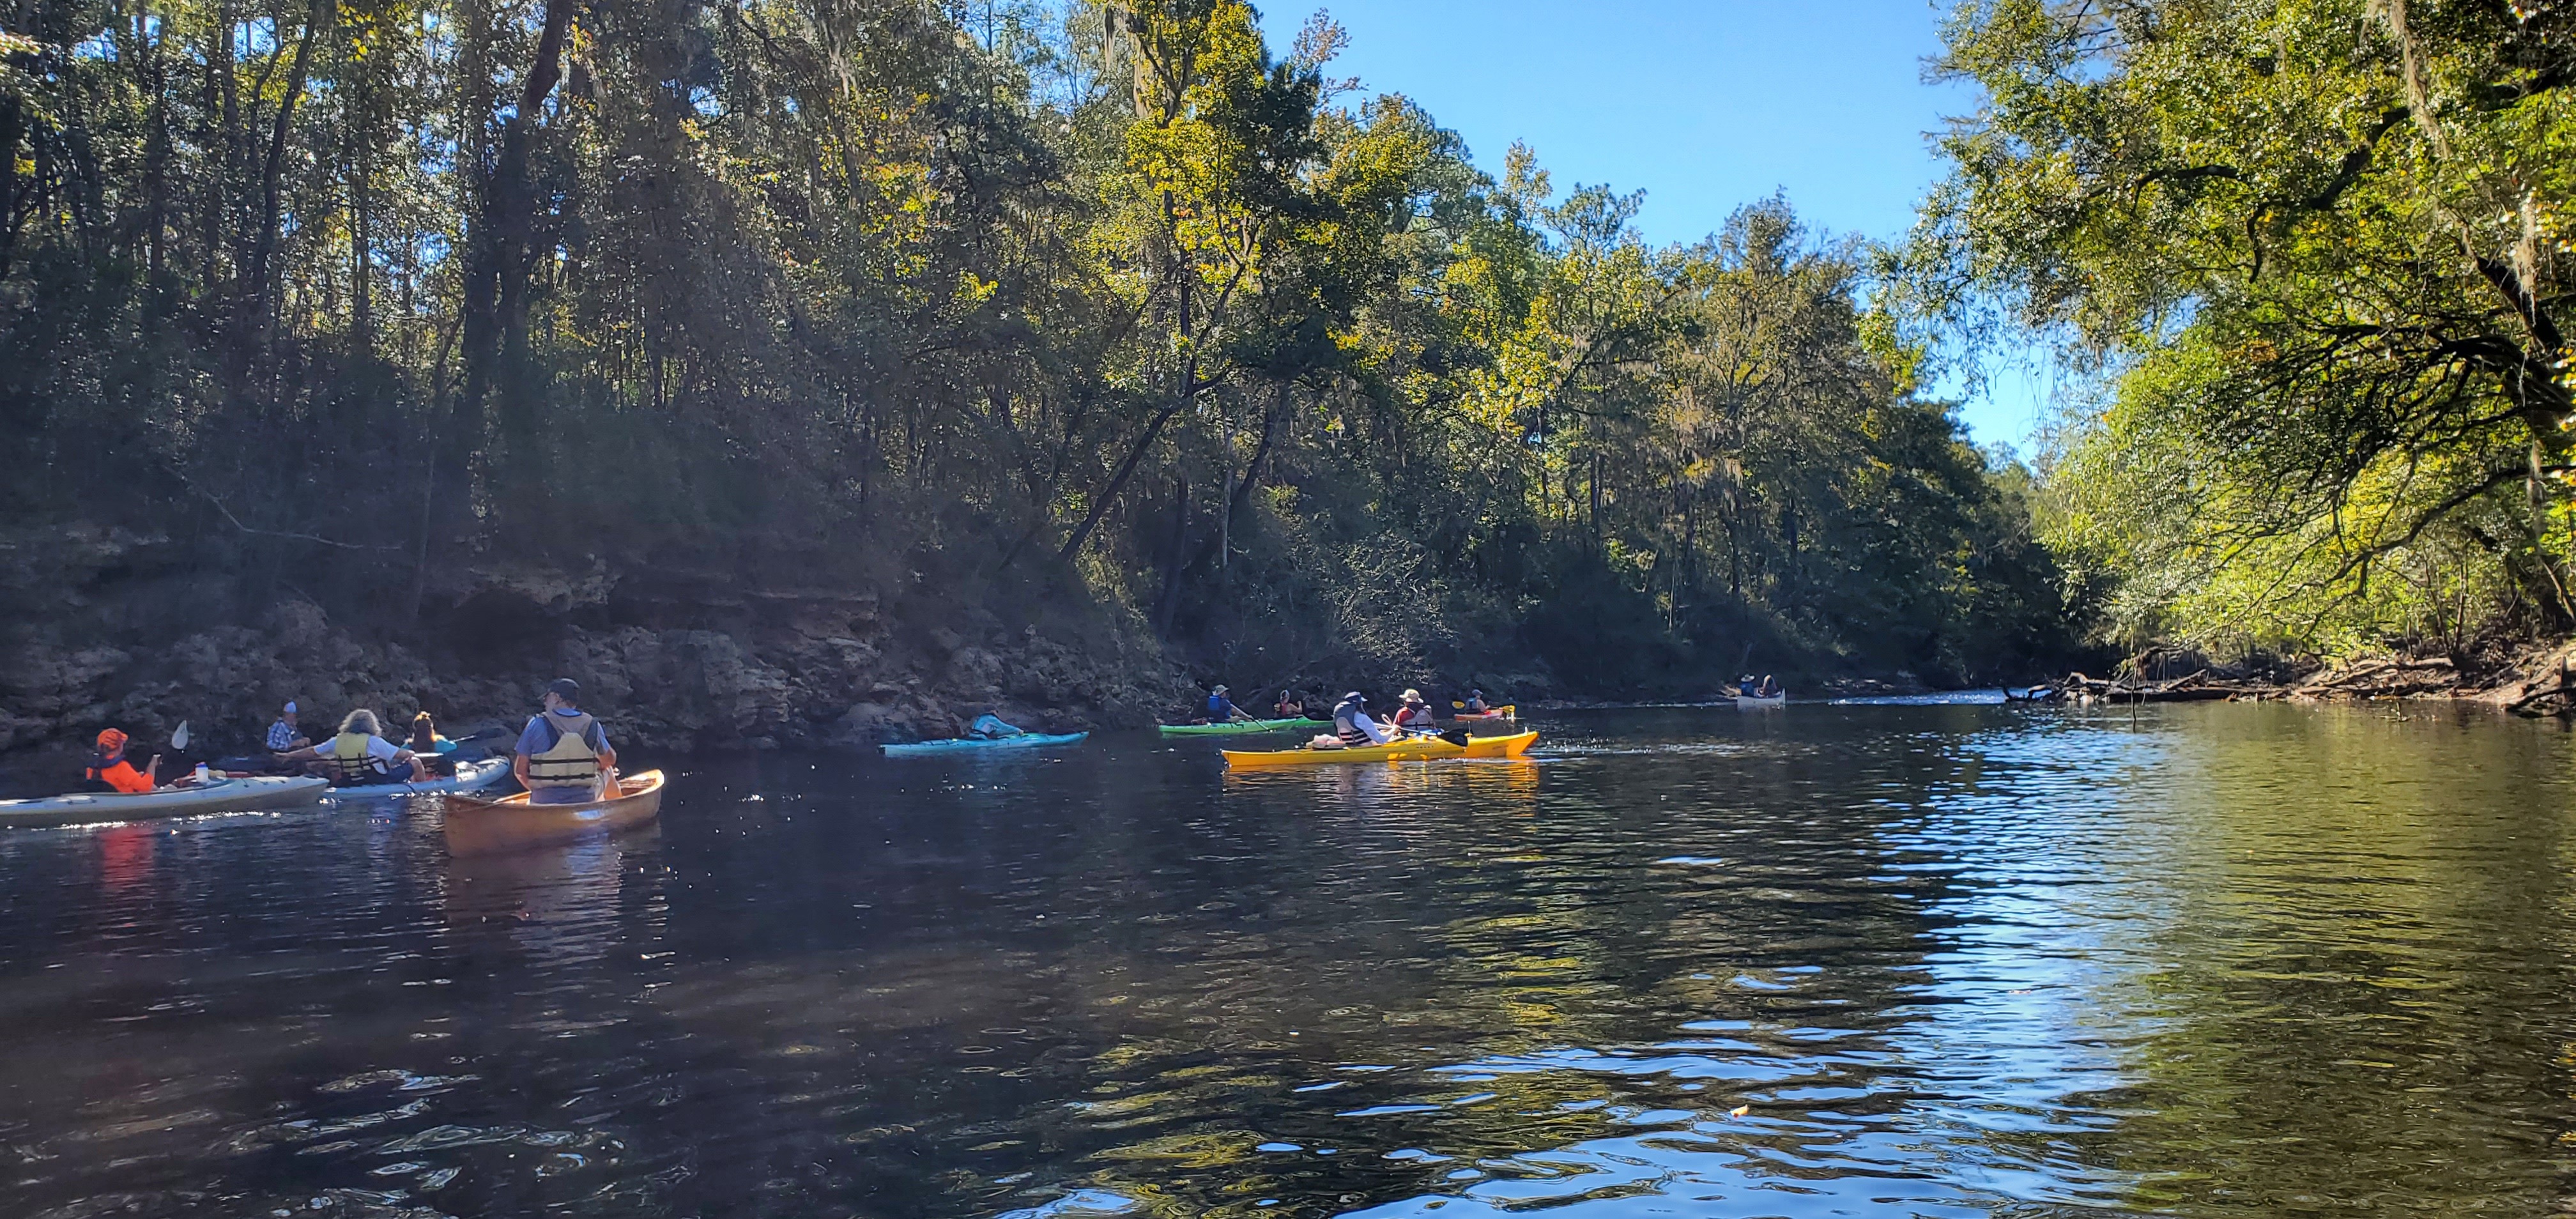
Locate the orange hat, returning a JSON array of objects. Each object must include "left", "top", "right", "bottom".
[{"left": 96, "top": 728, "right": 127, "bottom": 750}]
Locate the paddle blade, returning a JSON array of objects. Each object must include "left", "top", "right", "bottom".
[
  {"left": 1441, "top": 730, "right": 1469, "bottom": 747},
  {"left": 171, "top": 721, "right": 191, "bottom": 751}
]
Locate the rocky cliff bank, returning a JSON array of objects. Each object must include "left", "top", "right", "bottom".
[{"left": 1, "top": 524, "right": 1195, "bottom": 780}]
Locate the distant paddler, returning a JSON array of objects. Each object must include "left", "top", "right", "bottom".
[
  {"left": 968, "top": 712, "right": 1026, "bottom": 739},
  {"left": 1204, "top": 684, "right": 1253, "bottom": 723},
  {"left": 1274, "top": 689, "right": 1307, "bottom": 719},
  {"left": 1464, "top": 689, "right": 1491, "bottom": 714},
  {"left": 275, "top": 710, "right": 430, "bottom": 786},
  {"left": 514, "top": 679, "right": 618, "bottom": 803}
]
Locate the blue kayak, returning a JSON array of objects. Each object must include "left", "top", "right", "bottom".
[{"left": 882, "top": 732, "right": 1089, "bottom": 758}]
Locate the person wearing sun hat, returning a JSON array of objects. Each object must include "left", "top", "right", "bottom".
[
  {"left": 80, "top": 729, "right": 161, "bottom": 793},
  {"left": 1393, "top": 688, "right": 1440, "bottom": 732},
  {"left": 1204, "top": 684, "right": 1251, "bottom": 723},
  {"left": 1331, "top": 691, "right": 1393, "bottom": 746}
]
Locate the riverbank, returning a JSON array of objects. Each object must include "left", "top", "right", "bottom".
[{"left": 2008, "top": 640, "right": 2576, "bottom": 715}]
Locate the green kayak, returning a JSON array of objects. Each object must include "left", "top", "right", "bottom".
[{"left": 1157, "top": 718, "right": 1319, "bottom": 737}]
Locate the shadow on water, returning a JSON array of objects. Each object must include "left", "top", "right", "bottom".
[{"left": 0, "top": 704, "right": 2573, "bottom": 1215}]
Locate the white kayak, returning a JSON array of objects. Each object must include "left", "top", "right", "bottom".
[
  {"left": 1736, "top": 693, "right": 1788, "bottom": 709},
  {"left": 319, "top": 756, "right": 514, "bottom": 803},
  {"left": 0, "top": 775, "right": 329, "bottom": 829}
]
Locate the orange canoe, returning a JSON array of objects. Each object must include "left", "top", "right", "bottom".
[{"left": 443, "top": 770, "right": 665, "bottom": 854}]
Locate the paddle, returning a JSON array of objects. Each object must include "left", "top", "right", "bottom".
[{"left": 170, "top": 721, "right": 190, "bottom": 752}]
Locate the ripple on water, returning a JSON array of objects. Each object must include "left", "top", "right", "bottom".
[{"left": 2, "top": 706, "right": 2573, "bottom": 1216}]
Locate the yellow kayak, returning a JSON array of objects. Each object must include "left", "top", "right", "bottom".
[{"left": 1222, "top": 730, "right": 1538, "bottom": 770}]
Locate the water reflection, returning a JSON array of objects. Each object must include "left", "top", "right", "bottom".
[{"left": 0, "top": 706, "right": 2572, "bottom": 1216}]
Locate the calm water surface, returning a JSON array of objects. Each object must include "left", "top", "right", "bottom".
[{"left": 4, "top": 704, "right": 2576, "bottom": 1217}]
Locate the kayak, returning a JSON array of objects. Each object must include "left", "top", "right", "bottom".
[
  {"left": 1157, "top": 719, "right": 1319, "bottom": 737},
  {"left": 319, "top": 757, "right": 514, "bottom": 803},
  {"left": 1223, "top": 730, "right": 1540, "bottom": 770},
  {"left": 0, "top": 775, "right": 329, "bottom": 829},
  {"left": 1736, "top": 693, "right": 1788, "bottom": 709},
  {"left": 883, "top": 732, "right": 1090, "bottom": 757},
  {"left": 1452, "top": 704, "right": 1517, "bottom": 721},
  {"left": 444, "top": 770, "right": 666, "bottom": 854}
]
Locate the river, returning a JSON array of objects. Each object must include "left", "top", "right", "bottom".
[{"left": 2, "top": 702, "right": 2572, "bottom": 1216}]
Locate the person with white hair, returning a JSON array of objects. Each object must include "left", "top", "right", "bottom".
[{"left": 274, "top": 709, "right": 427, "bottom": 786}]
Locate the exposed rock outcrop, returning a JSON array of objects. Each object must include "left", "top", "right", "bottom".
[{"left": 0, "top": 525, "right": 1192, "bottom": 774}]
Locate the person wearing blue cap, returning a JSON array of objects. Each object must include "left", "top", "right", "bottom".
[
  {"left": 266, "top": 701, "right": 309, "bottom": 753},
  {"left": 514, "top": 679, "right": 619, "bottom": 803}
]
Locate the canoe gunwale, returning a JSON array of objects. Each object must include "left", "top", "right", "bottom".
[{"left": 443, "top": 769, "right": 666, "bottom": 854}]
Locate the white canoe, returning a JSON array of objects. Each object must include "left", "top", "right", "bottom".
[
  {"left": 1736, "top": 693, "right": 1788, "bottom": 709},
  {"left": 319, "top": 757, "right": 514, "bottom": 803},
  {"left": 0, "top": 775, "right": 329, "bottom": 829}
]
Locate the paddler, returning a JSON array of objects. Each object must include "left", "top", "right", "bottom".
[
  {"left": 80, "top": 729, "right": 162, "bottom": 793},
  {"left": 1275, "top": 689, "right": 1305, "bottom": 719},
  {"left": 277, "top": 709, "right": 428, "bottom": 786},
  {"left": 407, "top": 712, "right": 458, "bottom": 776},
  {"left": 969, "top": 712, "right": 1025, "bottom": 739},
  {"left": 1331, "top": 692, "right": 1394, "bottom": 746},
  {"left": 514, "top": 680, "right": 618, "bottom": 803},
  {"left": 266, "top": 701, "right": 310, "bottom": 753},
  {"left": 1206, "top": 684, "right": 1252, "bottom": 723},
  {"left": 1464, "top": 689, "right": 1490, "bottom": 714},
  {"left": 1393, "top": 689, "right": 1440, "bottom": 732}
]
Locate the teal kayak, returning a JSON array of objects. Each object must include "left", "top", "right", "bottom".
[
  {"left": 1157, "top": 718, "right": 1320, "bottom": 737},
  {"left": 882, "top": 732, "right": 1089, "bottom": 758},
  {"left": 318, "top": 756, "right": 516, "bottom": 803}
]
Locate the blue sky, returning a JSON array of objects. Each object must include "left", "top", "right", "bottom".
[{"left": 1254, "top": 0, "right": 2051, "bottom": 450}]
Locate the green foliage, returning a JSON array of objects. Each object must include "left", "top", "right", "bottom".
[
  {"left": 0, "top": 0, "right": 2083, "bottom": 693},
  {"left": 1913, "top": 0, "right": 2576, "bottom": 657}
]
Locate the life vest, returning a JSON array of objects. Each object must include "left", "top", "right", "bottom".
[
  {"left": 81, "top": 749, "right": 141, "bottom": 792},
  {"left": 525, "top": 712, "right": 601, "bottom": 789},
  {"left": 1333, "top": 703, "right": 1368, "bottom": 745},
  {"left": 325, "top": 733, "right": 393, "bottom": 785}
]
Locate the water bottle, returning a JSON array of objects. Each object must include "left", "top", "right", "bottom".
[{"left": 194, "top": 763, "right": 211, "bottom": 785}]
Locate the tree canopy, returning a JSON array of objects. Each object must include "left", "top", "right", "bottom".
[
  {"left": 1913, "top": 0, "right": 2575, "bottom": 657},
  {"left": 0, "top": 0, "right": 2084, "bottom": 698}
]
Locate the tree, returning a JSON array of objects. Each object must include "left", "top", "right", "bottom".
[{"left": 1912, "top": 0, "right": 2576, "bottom": 650}]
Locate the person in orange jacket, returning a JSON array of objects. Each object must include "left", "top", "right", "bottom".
[{"left": 81, "top": 729, "right": 162, "bottom": 793}]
